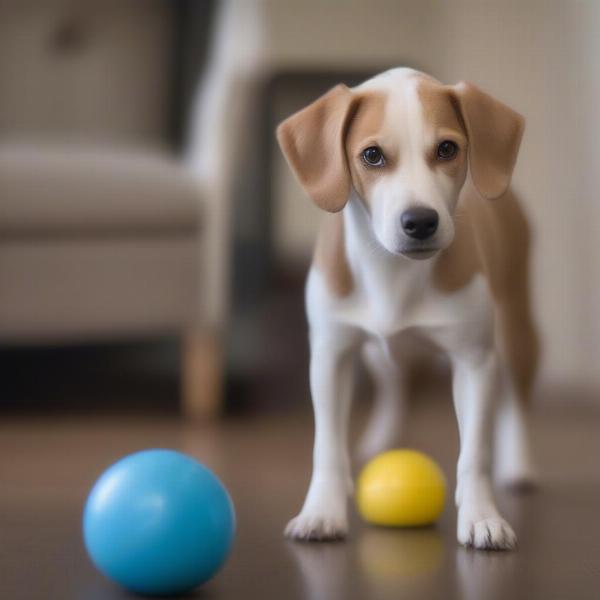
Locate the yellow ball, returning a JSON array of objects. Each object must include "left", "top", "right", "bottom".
[{"left": 356, "top": 449, "right": 446, "bottom": 527}]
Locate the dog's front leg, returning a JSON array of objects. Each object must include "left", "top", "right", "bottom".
[
  {"left": 285, "top": 327, "right": 360, "bottom": 541},
  {"left": 452, "top": 350, "right": 517, "bottom": 550}
]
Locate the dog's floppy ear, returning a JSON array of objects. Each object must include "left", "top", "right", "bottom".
[
  {"left": 276, "top": 84, "right": 357, "bottom": 212},
  {"left": 451, "top": 82, "right": 525, "bottom": 200}
]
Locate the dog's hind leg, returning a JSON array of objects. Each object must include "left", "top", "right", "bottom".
[
  {"left": 357, "top": 339, "right": 405, "bottom": 463},
  {"left": 494, "top": 373, "right": 538, "bottom": 490},
  {"left": 494, "top": 285, "right": 540, "bottom": 490}
]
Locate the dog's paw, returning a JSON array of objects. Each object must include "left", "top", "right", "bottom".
[
  {"left": 284, "top": 513, "right": 348, "bottom": 542},
  {"left": 458, "top": 516, "right": 517, "bottom": 551}
]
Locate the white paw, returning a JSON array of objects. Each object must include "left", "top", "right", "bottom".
[
  {"left": 284, "top": 513, "right": 348, "bottom": 542},
  {"left": 457, "top": 515, "right": 517, "bottom": 550}
]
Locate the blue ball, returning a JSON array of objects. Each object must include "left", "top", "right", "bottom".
[{"left": 83, "top": 449, "right": 235, "bottom": 596}]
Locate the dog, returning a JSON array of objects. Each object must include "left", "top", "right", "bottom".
[{"left": 276, "top": 68, "right": 539, "bottom": 550}]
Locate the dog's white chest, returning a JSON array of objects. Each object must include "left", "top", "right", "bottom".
[
  {"left": 307, "top": 247, "right": 491, "bottom": 348},
  {"left": 353, "top": 264, "right": 432, "bottom": 335}
]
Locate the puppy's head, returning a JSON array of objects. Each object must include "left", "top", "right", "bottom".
[{"left": 277, "top": 68, "right": 524, "bottom": 259}]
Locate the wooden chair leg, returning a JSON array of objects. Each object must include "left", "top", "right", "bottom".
[{"left": 182, "top": 329, "right": 223, "bottom": 420}]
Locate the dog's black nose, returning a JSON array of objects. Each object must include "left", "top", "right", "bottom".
[{"left": 400, "top": 207, "right": 439, "bottom": 240}]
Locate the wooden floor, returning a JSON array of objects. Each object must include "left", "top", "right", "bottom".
[{"left": 1, "top": 400, "right": 600, "bottom": 599}]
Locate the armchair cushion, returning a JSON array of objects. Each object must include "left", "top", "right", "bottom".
[{"left": 0, "top": 143, "right": 202, "bottom": 236}]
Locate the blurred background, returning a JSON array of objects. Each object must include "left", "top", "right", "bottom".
[
  {"left": 1, "top": 0, "right": 599, "bottom": 419},
  {"left": 3, "top": 4, "right": 600, "bottom": 598}
]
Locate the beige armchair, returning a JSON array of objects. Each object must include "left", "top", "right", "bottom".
[{"left": 0, "top": 0, "right": 225, "bottom": 418}]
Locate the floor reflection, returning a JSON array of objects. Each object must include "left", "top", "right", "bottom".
[
  {"left": 288, "top": 526, "right": 445, "bottom": 600},
  {"left": 456, "top": 546, "right": 519, "bottom": 600},
  {"left": 359, "top": 527, "right": 444, "bottom": 580},
  {"left": 287, "top": 541, "right": 352, "bottom": 600},
  {"left": 359, "top": 527, "right": 445, "bottom": 598}
]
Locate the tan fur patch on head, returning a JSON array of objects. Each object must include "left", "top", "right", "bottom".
[
  {"left": 344, "top": 91, "right": 387, "bottom": 207},
  {"left": 314, "top": 212, "right": 353, "bottom": 297},
  {"left": 416, "top": 78, "right": 468, "bottom": 178},
  {"left": 417, "top": 77, "right": 464, "bottom": 132}
]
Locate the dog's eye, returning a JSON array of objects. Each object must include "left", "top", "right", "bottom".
[
  {"left": 362, "top": 146, "right": 385, "bottom": 167},
  {"left": 436, "top": 140, "right": 458, "bottom": 161}
]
